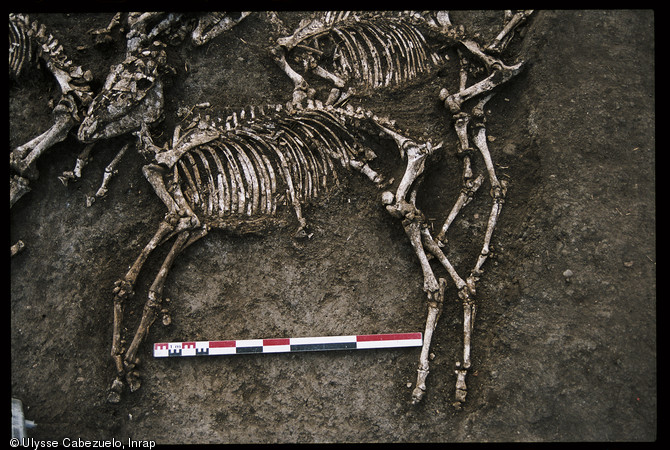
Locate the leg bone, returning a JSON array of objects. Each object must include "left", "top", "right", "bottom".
[
  {"left": 436, "top": 174, "right": 485, "bottom": 245},
  {"left": 470, "top": 95, "right": 507, "bottom": 275},
  {"left": 59, "top": 143, "right": 94, "bottom": 185},
  {"left": 455, "top": 295, "right": 476, "bottom": 403},
  {"left": 271, "top": 46, "right": 310, "bottom": 104},
  {"left": 87, "top": 143, "right": 131, "bottom": 206},
  {"left": 440, "top": 40, "right": 523, "bottom": 114},
  {"left": 108, "top": 163, "right": 199, "bottom": 402},
  {"left": 452, "top": 96, "right": 507, "bottom": 405},
  {"left": 486, "top": 10, "right": 533, "bottom": 55},
  {"left": 191, "top": 12, "right": 251, "bottom": 46},
  {"left": 412, "top": 278, "right": 447, "bottom": 403},
  {"left": 107, "top": 219, "right": 176, "bottom": 403},
  {"left": 10, "top": 96, "right": 78, "bottom": 179},
  {"left": 123, "top": 228, "right": 207, "bottom": 391}
]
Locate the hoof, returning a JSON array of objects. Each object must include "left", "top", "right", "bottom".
[
  {"left": 292, "top": 225, "right": 313, "bottom": 240},
  {"left": 107, "top": 378, "right": 124, "bottom": 403},
  {"left": 455, "top": 388, "right": 467, "bottom": 403},
  {"left": 411, "top": 386, "right": 425, "bottom": 404},
  {"left": 126, "top": 371, "right": 141, "bottom": 393},
  {"left": 107, "top": 391, "right": 121, "bottom": 404},
  {"left": 58, "top": 172, "right": 76, "bottom": 186}
]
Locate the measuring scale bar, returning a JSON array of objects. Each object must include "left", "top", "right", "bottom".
[{"left": 154, "top": 332, "right": 423, "bottom": 357}]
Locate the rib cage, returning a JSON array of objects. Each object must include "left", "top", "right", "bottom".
[
  {"left": 285, "top": 12, "right": 448, "bottom": 92},
  {"left": 166, "top": 105, "right": 384, "bottom": 224},
  {"left": 329, "top": 19, "right": 444, "bottom": 88},
  {"left": 9, "top": 13, "right": 33, "bottom": 78}
]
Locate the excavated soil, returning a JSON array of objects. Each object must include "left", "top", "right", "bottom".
[{"left": 10, "top": 10, "right": 655, "bottom": 443}]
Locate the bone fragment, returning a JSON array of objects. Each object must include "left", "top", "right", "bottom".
[
  {"left": 212, "top": 143, "right": 236, "bottom": 214},
  {"left": 88, "top": 143, "right": 130, "bottom": 205},
  {"left": 462, "top": 301, "right": 476, "bottom": 369},
  {"left": 10, "top": 240, "right": 26, "bottom": 257},
  {"left": 272, "top": 47, "right": 307, "bottom": 92},
  {"left": 59, "top": 143, "right": 94, "bottom": 185},
  {"left": 443, "top": 43, "right": 523, "bottom": 113},
  {"left": 455, "top": 369, "right": 468, "bottom": 402}
]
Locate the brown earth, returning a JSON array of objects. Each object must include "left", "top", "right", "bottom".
[{"left": 10, "top": 10, "right": 656, "bottom": 443}]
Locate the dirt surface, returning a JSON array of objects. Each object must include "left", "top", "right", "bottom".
[{"left": 10, "top": 10, "right": 656, "bottom": 443}]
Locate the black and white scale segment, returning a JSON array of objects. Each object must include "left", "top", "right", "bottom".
[{"left": 154, "top": 332, "right": 423, "bottom": 357}]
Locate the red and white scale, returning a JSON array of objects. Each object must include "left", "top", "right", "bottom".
[{"left": 154, "top": 332, "right": 423, "bottom": 358}]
